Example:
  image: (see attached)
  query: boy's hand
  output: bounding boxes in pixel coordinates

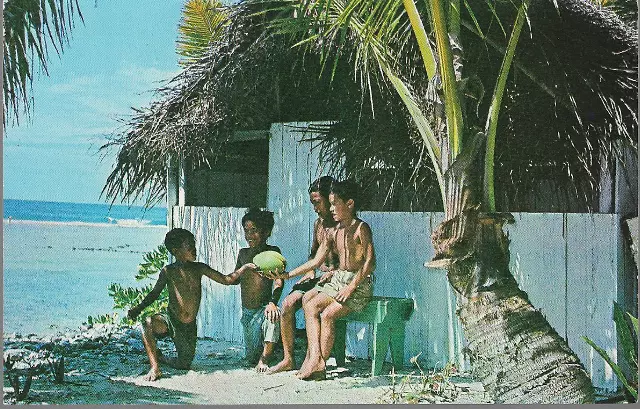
[264,303,281,323]
[335,284,355,303]
[241,263,259,274]
[317,271,334,285]
[319,264,333,273]
[296,271,316,284]
[261,269,288,280]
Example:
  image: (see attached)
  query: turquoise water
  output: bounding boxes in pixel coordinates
[3,201,168,335]
[3,198,167,225]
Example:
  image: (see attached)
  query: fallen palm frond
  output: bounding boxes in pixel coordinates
[378,359,468,404]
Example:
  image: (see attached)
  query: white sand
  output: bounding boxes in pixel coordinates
[4,336,490,405]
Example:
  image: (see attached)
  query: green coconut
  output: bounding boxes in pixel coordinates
[253,250,286,279]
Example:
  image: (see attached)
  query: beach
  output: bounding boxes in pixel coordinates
[2,214,488,404]
[3,323,490,405]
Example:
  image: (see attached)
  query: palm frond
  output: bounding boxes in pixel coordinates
[3,0,83,126]
[103,0,636,214]
[177,0,230,66]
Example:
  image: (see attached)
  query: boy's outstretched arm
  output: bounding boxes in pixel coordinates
[281,238,331,279]
[128,269,168,320]
[198,262,256,285]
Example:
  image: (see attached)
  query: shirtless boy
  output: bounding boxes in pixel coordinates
[267,176,339,374]
[270,179,376,380]
[229,208,285,372]
[127,228,255,381]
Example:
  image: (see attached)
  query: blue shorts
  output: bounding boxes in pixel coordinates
[240,306,280,363]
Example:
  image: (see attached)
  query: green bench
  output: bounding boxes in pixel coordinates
[333,296,414,376]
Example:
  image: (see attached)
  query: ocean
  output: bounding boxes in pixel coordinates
[3,199,169,335]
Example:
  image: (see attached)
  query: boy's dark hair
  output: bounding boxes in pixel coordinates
[242,208,275,235]
[308,176,335,199]
[330,179,361,210]
[164,228,195,253]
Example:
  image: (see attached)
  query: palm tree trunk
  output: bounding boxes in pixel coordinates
[429,136,595,403]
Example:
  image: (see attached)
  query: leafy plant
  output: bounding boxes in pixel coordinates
[135,245,170,280]
[582,302,638,402]
[87,245,169,326]
[86,313,118,326]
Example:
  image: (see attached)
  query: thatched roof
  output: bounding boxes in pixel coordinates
[101,2,398,205]
[102,0,637,211]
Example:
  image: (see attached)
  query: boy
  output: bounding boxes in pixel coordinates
[270,179,376,380]
[267,176,339,374]
[127,228,255,381]
[229,208,285,372]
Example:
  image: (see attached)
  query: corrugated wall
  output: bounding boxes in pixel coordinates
[506,213,625,390]
[172,206,625,390]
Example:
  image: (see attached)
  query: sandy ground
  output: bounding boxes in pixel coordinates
[3,326,491,405]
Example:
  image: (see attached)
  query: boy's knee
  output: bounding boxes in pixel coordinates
[320,310,337,323]
[144,316,166,336]
[142,316,155,332]
[304,300,323,315]
[302,292,315,304]
[281,298,299,315]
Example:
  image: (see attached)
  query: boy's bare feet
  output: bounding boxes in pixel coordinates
[302,370,326,381]
[266,358,295,374]
[255,359,270,373]
[143,368,162,381]
[296,359,326,380]
[296,355,312,376]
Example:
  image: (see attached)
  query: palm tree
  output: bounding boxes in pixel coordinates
[265,0,636,403]
[2,0,83,125]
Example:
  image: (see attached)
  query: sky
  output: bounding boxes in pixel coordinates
[3,1,184,205]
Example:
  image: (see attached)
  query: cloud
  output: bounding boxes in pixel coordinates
[48,76,98,94]
[118,64,182,91]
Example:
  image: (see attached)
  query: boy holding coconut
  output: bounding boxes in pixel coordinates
[230,208,285,372]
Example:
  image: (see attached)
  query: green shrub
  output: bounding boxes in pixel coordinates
[582,302,638,402]
[86,245,169,326]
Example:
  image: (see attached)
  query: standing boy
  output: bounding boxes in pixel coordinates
[271,179,376,380]
[127,228,255,381]
[230,208,285,372]
[267,176,338,374]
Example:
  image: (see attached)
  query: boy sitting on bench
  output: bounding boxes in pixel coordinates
[268,179,376,380]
